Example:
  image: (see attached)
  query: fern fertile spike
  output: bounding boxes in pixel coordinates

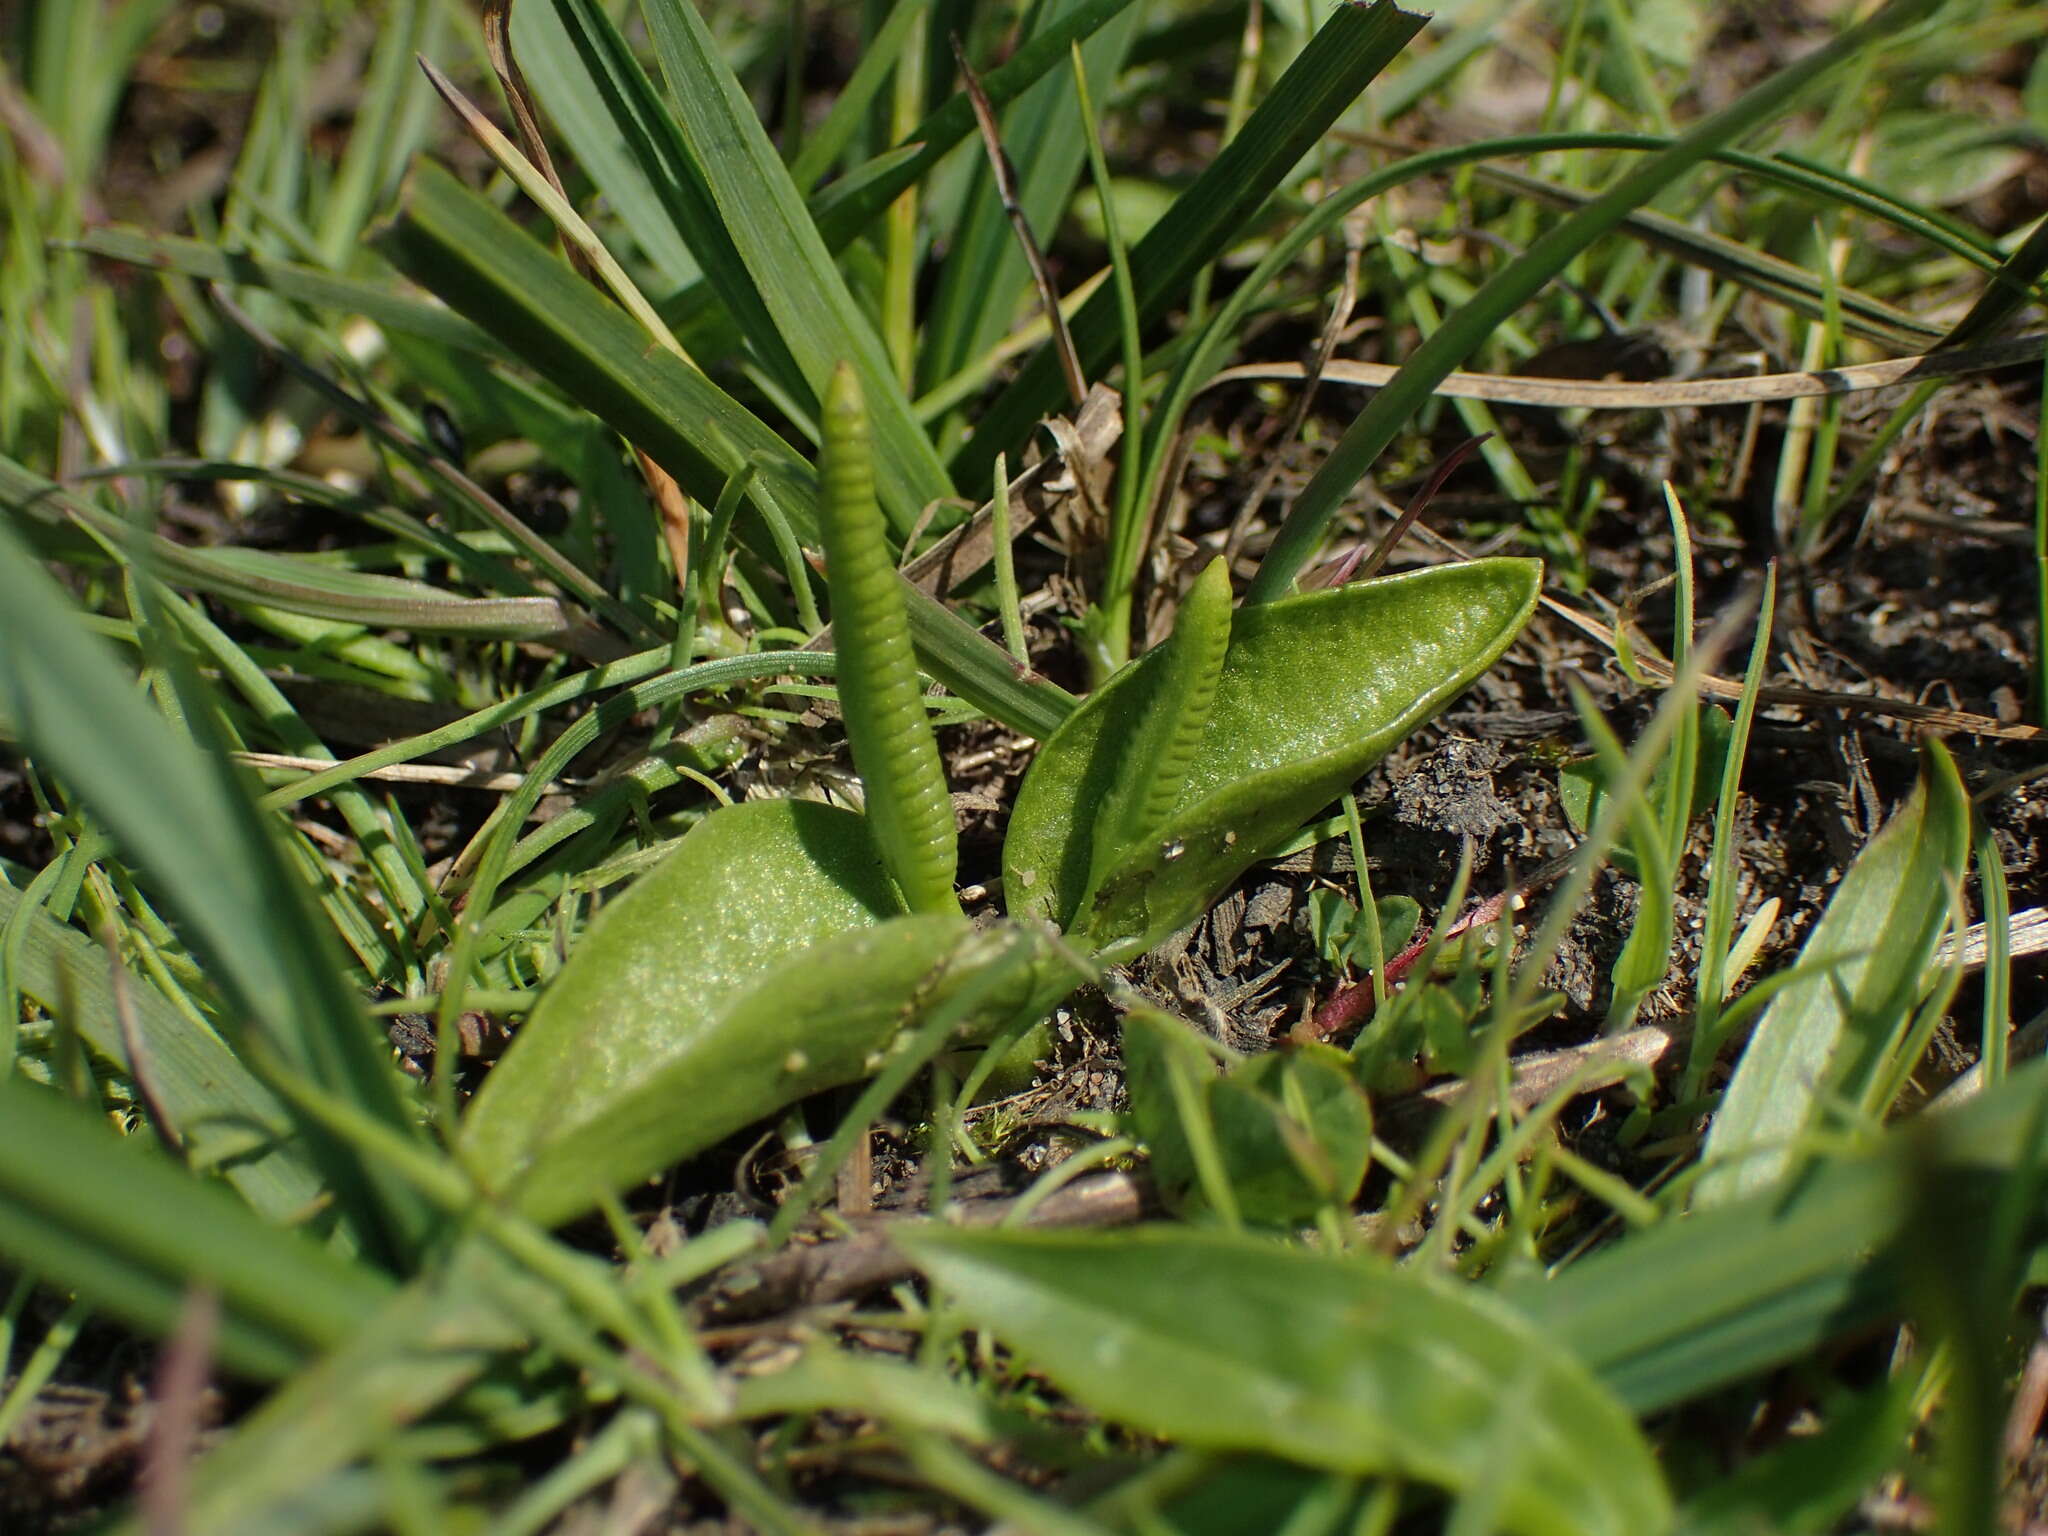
[819,364,960,914]
[1084,556,1234,909]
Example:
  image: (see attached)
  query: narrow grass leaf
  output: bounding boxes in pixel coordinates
[68,226,507,358]
[806,0,1138,253]
[637,0,949,530]
[898,576,1078,739]
[786,0,933,193]
[527,0,806,409]
[1697,742,1969,1206]
[313,0,434,267]
[918,0,1144,397]
[1940,211,2048,350]
[375,159,821,543]
[5,457,571,637]
[110,1244,554,1536]
[1473,158,1948,349]
[1508,1057,2048,1414]
[506,0,700,288]
[731,1346,993,1442]
[0,1075,389,1380]
[899,1225,1672,1536]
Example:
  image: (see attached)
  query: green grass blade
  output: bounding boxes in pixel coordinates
[507,0,700,289]
[952,0,1426,491]
[786,0,934,194]
[66,226,509,358]
[3,458,574,638]
[314,0,436,267]
[1508,1056,2048,1415]
[0,1074,389,1380]
[1245,0,1944,603]
[637,0,950,532]
[1934,206,2048,350]
[899,576,1077,739]
[111,1245,554,1536]
[918,0,1144,399]
[0,516,428,1266]
[0,884,322,1223]
[1470,158,1946,349]
[1072,39,1152,671]
[806,0,1141,252]
[1684,565,1779,1101]
[376,159,822,543]
[1696,743,1970,1206]
[1813,214,2048,530]
[526,0,808,409]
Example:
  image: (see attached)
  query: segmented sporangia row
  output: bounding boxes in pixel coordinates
[818,363,961,915]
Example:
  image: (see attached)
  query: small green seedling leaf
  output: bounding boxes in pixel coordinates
[897,1225,1673,1536]
[1207,1046,1373,1227]
[1125,1009,1371,1227]
[1122,1005,1232,1218]
[1004,558,1541,962]
[819,363,959,915]
[1307,890,1421,971]
[1696,742,1969,1207]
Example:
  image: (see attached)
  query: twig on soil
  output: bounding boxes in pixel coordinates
[694,1168,1148,1325]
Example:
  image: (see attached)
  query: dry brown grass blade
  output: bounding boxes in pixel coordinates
[1206,332,2048,410]
[481,0,587,279]
[140,1285,219,1536]
[1409,1026,1674,1114]
[234,753,570,795]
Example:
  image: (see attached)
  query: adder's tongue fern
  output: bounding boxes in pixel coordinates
[818,363,962,916]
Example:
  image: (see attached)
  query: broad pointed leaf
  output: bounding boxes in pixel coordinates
[1003,559,1540,962]
[898,1225,1672,1536]
[464,797,914,1219]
